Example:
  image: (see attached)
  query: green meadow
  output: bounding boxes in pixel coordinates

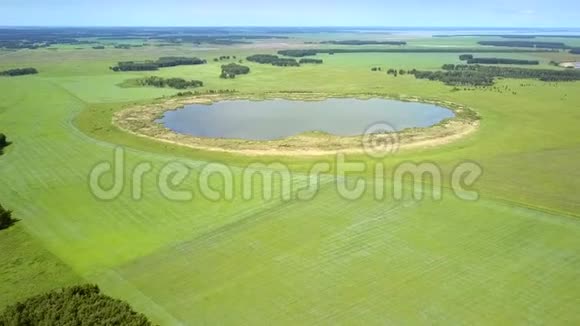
[1,32,579,324]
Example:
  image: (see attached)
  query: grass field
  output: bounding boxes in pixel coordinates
[1,31,579,324]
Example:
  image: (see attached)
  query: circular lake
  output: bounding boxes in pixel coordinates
[158,98,454,141]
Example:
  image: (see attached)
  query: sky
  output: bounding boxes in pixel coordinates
[1,0,579,27]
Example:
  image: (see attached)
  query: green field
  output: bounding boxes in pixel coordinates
[1,31,580,324]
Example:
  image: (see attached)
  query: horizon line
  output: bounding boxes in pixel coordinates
[1,25,580,29]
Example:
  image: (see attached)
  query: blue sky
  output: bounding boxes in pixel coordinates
[1,0,579,27]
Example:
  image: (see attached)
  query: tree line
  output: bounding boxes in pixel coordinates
[387,69,406,76]
[371,67,406,76]
[478,40,568,49]
[156,57,206,67]
[113,44,144,49]
[246,54,299,67]
[0,28,124,49]
[0,284,152,325]
[220,63,250,78]
[0,28,292,50]
[0,133,16,231]
[460,54,541,65]
[410,69,495,86]
[299,58,323,64]
[175,89,237,97]
[320,40,406,45]
[111,57,207,71]
[465,58,539,65]
[0,68,38,77]
[213,55,237,62]
[570,48,580,54]
[0,39,91,49]
[277,48,554,57]
[436,34,580,39]
[152,35,288,46]
[138,76,203,89]
[202,39,251,45]
[408,64,580,86]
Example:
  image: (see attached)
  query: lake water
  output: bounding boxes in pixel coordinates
[159,98,454,140]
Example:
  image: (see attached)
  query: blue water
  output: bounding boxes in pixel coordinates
[159,98,454,140]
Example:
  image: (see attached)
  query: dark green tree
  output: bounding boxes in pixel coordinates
[408,64,580,86]
[478,40,567,49]
[111,57,206,72]
[321,40,407,45]
[220,63,250,78]
[0,203,15,230]
[466,58,539,65]
[246,54,299,67]
[0,68,38,76]
[0,284,152,325]
[138,76,203,89]
[299,58,323,64]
